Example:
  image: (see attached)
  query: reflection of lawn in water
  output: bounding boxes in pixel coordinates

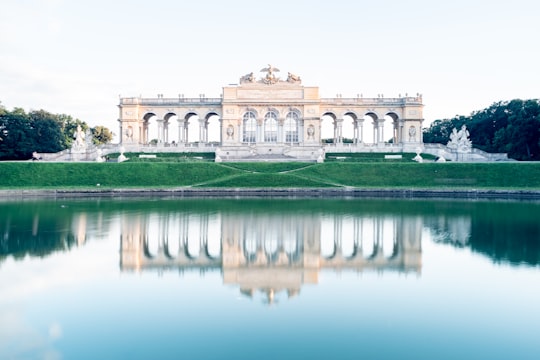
[0,160,540,189]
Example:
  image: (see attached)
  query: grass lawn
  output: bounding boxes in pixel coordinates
[1,157,539,190]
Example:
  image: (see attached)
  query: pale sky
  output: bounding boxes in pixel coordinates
[1,0,539,140]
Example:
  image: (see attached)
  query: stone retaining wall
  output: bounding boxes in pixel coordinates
[1,188,539,200]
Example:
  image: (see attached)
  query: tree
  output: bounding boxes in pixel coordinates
[91,125,113,145]
[423,99,540,160]
[0,103,114,160]
[0,110,34,160]
[29,110,65,153]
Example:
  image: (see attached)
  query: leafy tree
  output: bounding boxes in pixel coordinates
[0,103,114,160]
[0,110,34,159]
[91,125,113,145]
[423,99,540,160]
[29,110,65,153]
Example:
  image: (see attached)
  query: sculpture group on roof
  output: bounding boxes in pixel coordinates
[239,64,301,85]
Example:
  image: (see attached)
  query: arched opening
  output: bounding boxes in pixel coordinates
[143,113,158,145]
[164,113,179,145]
[385,113,400,143]
[264,110,278,143]
[383,112,400,143]
[242,111,257,144]
[321,113,336,143]
[342,113,357,144]
[206,114,221,144]
[284,111,300,144]
[185,113,200,144]
[363,112,379,144]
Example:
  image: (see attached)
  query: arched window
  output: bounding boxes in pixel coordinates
[264,111,278,143]
[242,111,257,143]
[284,112,299,143]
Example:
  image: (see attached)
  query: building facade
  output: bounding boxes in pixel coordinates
[118,66,424,161]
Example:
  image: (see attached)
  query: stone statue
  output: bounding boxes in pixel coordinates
[95,149,105,162]
[408,126,417,142]
[287,72,301,83]
[447,125,472,152]
[413,147,423,163]
[261,64,279,84]
[226,125,234,139]
[73,125,86,149]
[447,128,459,149]
[240,72,255,84]
[117,146,128,162]
[307,125,315,139]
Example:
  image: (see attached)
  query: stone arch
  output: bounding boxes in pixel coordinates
[363,111,380,144]
[183,112,200,143]
[342,111,360,144]
[163,112,178,144]
[204,111,221,144]
[320,112,337,143]
[384,112,400,144]
[142,112,158,145]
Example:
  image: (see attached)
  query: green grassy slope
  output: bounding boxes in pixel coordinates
[1,161,539,189]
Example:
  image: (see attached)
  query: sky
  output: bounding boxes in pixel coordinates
[1,0,539,140]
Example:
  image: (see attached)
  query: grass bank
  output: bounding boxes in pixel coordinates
[1,161,540,190]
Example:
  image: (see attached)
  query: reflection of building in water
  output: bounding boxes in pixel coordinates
[120,211,422,303]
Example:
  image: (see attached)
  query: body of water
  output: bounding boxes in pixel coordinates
[1,197,539,359]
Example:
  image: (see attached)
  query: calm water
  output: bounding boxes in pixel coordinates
[1,197,539,360]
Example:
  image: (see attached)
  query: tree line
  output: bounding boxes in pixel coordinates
[423,99,540,161]
[0,102,113,160]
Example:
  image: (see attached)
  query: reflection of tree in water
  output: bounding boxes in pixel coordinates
[470,216,540,266]
[426,202,540,267]
[0,230,77,261]
[0,204,78,262]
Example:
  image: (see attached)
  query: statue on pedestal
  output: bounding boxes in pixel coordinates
[261,64,280,84]
[447,125,472,152]
[72,125,86,152]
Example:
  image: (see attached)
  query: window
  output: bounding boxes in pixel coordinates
[284,112,299,143]
[242,111,257,143]
[264,111,278,143]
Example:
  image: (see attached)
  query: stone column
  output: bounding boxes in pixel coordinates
[156,119,164,143]
[372,119,378,145]
[397,120,404,144]
[256,118,263,143]
[164,122,169,143]
[277,118,284,143]
[336,119,343,144]
[199,119,205,143]
[378,119,385,144]
[178,120,185,144]
[118,121,123,144]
